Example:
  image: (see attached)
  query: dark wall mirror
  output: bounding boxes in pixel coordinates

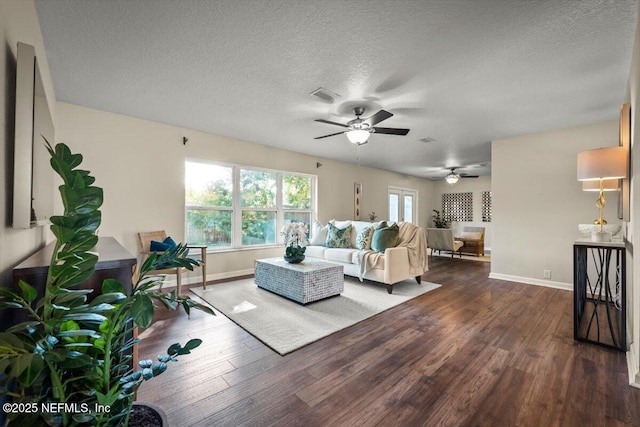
[13,42,54,229]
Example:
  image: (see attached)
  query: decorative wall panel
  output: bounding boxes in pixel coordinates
[482,191,492,222]
[442,192,473,222]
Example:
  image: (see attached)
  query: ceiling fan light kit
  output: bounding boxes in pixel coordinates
[445,172,460,184]
[346,129,370,144]
[314,107,409,144]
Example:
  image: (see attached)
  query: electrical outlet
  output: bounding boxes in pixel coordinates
[543,270,551,279]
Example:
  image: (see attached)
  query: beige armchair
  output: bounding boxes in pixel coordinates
[427,228,463,258]
[137,231,207,295]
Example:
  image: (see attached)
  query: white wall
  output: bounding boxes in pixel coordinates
[432,176,492,251]
[491,120,619,289]
[56,102,434,281]
[0,0,56,287]
[626,0,640,388]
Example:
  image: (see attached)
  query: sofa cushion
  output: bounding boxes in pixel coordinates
[356,226,374,250]
[309,220,328,245]
[325,223,352,248]
[305,245,326,259]
[371,223,399,253]
[324,248,359,264]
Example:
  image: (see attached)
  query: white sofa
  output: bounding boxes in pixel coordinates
[305,220,429,294]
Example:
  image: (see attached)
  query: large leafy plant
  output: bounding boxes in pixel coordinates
[0,141,213,426]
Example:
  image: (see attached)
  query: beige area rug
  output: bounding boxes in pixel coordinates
[429,249,491,263]
[191,277,440,355]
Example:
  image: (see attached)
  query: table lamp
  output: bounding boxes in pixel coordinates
[577,147,627,242]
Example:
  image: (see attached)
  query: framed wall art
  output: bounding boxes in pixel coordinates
[354,183,362,220]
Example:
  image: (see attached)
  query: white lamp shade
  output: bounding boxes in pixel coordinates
[346,129,370,144]
[582,179,619,191]
[577,146,628,181]
[445,173,459,184]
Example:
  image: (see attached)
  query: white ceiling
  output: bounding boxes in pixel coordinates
[35,0,638,179]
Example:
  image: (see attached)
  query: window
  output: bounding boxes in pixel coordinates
[185,159,315,250]
[388,187,417,224]
[185,161,233,248]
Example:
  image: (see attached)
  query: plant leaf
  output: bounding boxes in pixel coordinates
[18,280,38,303]
[132,294,154,328]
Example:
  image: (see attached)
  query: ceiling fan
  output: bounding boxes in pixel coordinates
[314,107,410,145]
[443,168,479,184]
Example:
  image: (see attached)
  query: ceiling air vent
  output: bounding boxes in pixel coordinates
[309,87,340,103]
[419,137,436,143]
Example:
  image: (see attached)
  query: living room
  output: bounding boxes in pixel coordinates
[2,0,640,425]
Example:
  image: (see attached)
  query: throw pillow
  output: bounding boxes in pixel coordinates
[371,223,400,253]
[309,220,328,245]
[324,223,353,248]
[150,236,177,252]
[356,226,374,250]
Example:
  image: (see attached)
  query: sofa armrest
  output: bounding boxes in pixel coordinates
[383,246,410,284]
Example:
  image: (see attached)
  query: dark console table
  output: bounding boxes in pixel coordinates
[5,237,136,328]
[573,239,626,351]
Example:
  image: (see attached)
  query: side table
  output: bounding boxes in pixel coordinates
[573,239,626,351]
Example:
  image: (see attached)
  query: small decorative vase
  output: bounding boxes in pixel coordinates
[284,254,305,264]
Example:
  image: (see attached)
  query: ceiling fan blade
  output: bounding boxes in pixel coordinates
[314,131,346,140]
[365,110,393,126]
[460,175,479,178]
[373,127,410,136]
[315,119,349,128]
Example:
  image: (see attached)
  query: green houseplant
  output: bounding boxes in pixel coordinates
[431,210,449,228]
[0,141,213,426]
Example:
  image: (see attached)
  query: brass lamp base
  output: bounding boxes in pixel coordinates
[593,218,608,225]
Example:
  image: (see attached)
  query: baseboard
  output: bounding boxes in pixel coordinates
[627,346,640,388]
[488,272,572,291]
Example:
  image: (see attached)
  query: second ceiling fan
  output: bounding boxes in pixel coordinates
[314,107,410,145]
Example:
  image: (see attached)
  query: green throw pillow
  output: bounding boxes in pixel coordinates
[325,223,352,248]
[371,223,399,253]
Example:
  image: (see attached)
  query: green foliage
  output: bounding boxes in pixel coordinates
[283,175,311,209]
[432,210,450,228]
[0,141,214,426]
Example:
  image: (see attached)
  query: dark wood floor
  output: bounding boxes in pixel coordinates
[137,257,640,426]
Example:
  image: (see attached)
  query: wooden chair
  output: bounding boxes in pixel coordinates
[456,226,486,256]
[137,231,207,295]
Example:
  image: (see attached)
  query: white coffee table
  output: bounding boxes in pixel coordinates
[254,257,344,304]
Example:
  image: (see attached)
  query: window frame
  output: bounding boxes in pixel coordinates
[185,158,317,252]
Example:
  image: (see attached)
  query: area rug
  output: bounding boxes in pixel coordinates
[191,277,440,355]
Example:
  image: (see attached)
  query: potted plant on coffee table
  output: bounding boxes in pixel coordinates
[0,141,214,426]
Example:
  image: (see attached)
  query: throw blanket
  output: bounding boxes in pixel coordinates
[357,222,428,281]
[397,222,429,276]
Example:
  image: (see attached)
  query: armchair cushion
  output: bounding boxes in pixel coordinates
[150,236,177,252]
[459,231,482,240]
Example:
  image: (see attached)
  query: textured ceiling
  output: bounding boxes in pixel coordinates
[35,0,638,179]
